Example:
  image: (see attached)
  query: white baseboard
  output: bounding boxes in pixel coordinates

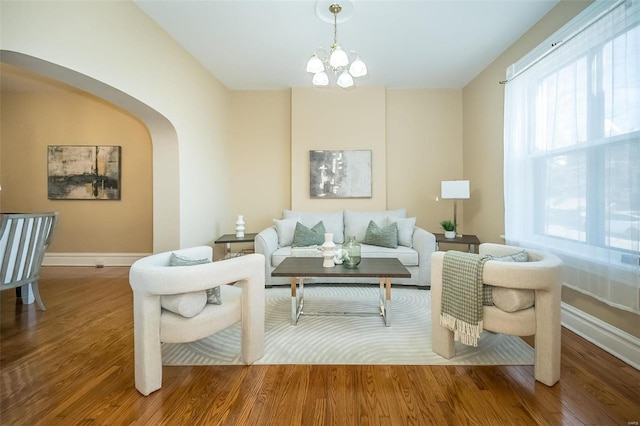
[561,302,640,370]
[43,252,150,267]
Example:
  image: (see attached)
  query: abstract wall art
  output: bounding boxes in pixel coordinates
[47,145,121,200]
[309,150,372,198]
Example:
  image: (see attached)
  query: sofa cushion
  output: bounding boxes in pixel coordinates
[344,209,406,242]
[387,216,416,247]
[363,221,398,248]
[291,246,322,257]
[360,244,419,266]
[273,217,300,247]
[283,210,344,244]
[271,246,296,267]
[292,221,326,247]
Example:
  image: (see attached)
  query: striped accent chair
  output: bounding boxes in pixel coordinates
[0,212,58,310]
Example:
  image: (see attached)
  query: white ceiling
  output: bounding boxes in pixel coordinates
[134,0,560,90]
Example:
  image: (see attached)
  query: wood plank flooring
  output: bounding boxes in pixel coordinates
[1,266,638,425]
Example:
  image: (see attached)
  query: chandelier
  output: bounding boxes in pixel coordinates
[306,3,367,88]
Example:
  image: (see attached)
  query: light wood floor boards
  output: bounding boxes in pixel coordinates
[1,266,638,425]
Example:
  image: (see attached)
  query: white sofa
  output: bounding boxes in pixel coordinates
[255,209,436,288]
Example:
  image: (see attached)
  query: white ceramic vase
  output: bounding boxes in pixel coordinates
[235,215,245,238]
[322,233,336,267]
[444,230,456,239]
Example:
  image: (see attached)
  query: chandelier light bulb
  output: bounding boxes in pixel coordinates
[336,70,354,88]
[329,45,349,68]
[349,56,367,78]
[312,71,329,86]
[306,55,324,74]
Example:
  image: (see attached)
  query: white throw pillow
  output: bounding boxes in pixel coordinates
[273,217,300,247]
[160,291,207,317]
[387,216,416,247]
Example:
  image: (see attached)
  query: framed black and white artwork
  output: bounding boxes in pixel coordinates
[47,145,121,200]
[309,150,372,198]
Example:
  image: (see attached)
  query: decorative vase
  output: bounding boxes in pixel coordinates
[322,233,336,267]
[444,230,456,239]
[235,215,245,238]
[343,236,361,268]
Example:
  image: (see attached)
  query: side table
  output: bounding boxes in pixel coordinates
[214,233,257,259]
[434,233,481,253]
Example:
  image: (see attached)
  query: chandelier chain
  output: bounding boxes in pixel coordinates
[333,9,338,49]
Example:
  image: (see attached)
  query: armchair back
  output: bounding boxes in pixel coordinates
[0,212,58,310]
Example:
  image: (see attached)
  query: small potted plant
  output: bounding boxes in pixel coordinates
[440,220,456,239]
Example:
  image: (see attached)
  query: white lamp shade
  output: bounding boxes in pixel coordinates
[312,71,329,86]
[349,57,367,77]
[329,46,349,67]
[336,70,354,88]
[441,180,470,199]
[306,55,324,74]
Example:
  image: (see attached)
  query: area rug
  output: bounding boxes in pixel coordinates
[162,285,534,366]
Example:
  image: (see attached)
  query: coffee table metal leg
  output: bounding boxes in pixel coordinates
[378,277,391,326]
[291,276,304,325]
[385,277,391,326]
[291,277,297,324]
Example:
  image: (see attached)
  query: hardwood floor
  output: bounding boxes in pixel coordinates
[1,266,638,425]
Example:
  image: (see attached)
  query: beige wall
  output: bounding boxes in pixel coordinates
[386,89,463,232]
[0,84,464,256]
[228,90,292,234]
[226,88,464,239]
[1,0,233,251]
[463,0,639,338]
[0,87,153,253]
[291,87,387,212]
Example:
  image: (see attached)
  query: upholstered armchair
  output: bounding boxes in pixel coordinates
[129,246,265,395]
[1,212,58,310]
[431,243,564,386]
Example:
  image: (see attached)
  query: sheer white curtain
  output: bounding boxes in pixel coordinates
[504,0,640,313]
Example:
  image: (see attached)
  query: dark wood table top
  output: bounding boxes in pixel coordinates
[271,257,411,278]
[214,233,257,244]
[433,233,480,245]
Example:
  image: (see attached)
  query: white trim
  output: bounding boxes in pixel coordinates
[43,253,150,267]
[561,302,640,370]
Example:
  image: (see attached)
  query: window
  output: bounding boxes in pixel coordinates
[504,0,640,313]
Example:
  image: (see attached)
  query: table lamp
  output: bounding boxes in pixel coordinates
[441,180,470,236]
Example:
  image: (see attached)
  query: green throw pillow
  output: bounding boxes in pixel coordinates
[292,221,326,247]
[490,250,528,262]
[169,253,221,305]
[363,221,398,248]
[169,252,209,266]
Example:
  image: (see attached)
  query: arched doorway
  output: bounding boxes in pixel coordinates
[1,50,179,252]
